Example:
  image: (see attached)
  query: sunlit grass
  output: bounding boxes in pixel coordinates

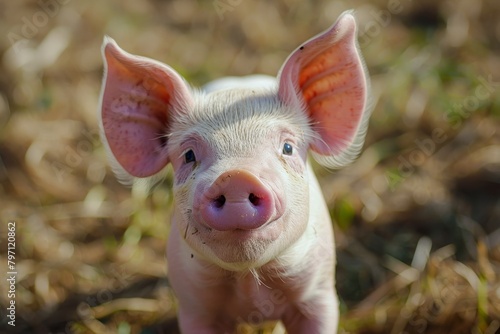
[0,0,499,333]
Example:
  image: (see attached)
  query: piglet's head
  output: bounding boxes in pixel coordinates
[99,12,370,270]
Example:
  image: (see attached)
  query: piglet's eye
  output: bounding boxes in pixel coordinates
[184,149,196,163]
[282,142,293,156]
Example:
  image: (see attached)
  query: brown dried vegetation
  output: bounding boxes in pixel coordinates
[0,0,499,333]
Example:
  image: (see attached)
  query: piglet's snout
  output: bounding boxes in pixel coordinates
[200,170,274,231]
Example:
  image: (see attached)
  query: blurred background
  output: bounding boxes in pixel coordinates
[0,0,499,333]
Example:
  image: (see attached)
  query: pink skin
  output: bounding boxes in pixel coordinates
[99,11,371,334]
[197,169,277,231]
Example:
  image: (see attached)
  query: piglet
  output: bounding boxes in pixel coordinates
[99,11,371,334]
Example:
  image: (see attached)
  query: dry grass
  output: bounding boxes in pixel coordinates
[0,0,499,333]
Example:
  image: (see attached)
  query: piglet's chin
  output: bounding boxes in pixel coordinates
[191,214,287,268]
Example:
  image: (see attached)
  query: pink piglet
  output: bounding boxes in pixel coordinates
[99,10,371,334]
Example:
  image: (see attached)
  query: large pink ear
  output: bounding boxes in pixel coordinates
[278,11,371,168]
[99,37,193,178]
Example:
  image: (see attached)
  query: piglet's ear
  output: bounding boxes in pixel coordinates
[99,37,193,178]
[278,11,371,168]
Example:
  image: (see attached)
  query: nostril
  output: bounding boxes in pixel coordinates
[213,195,226,208]
[248,193,260,206]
